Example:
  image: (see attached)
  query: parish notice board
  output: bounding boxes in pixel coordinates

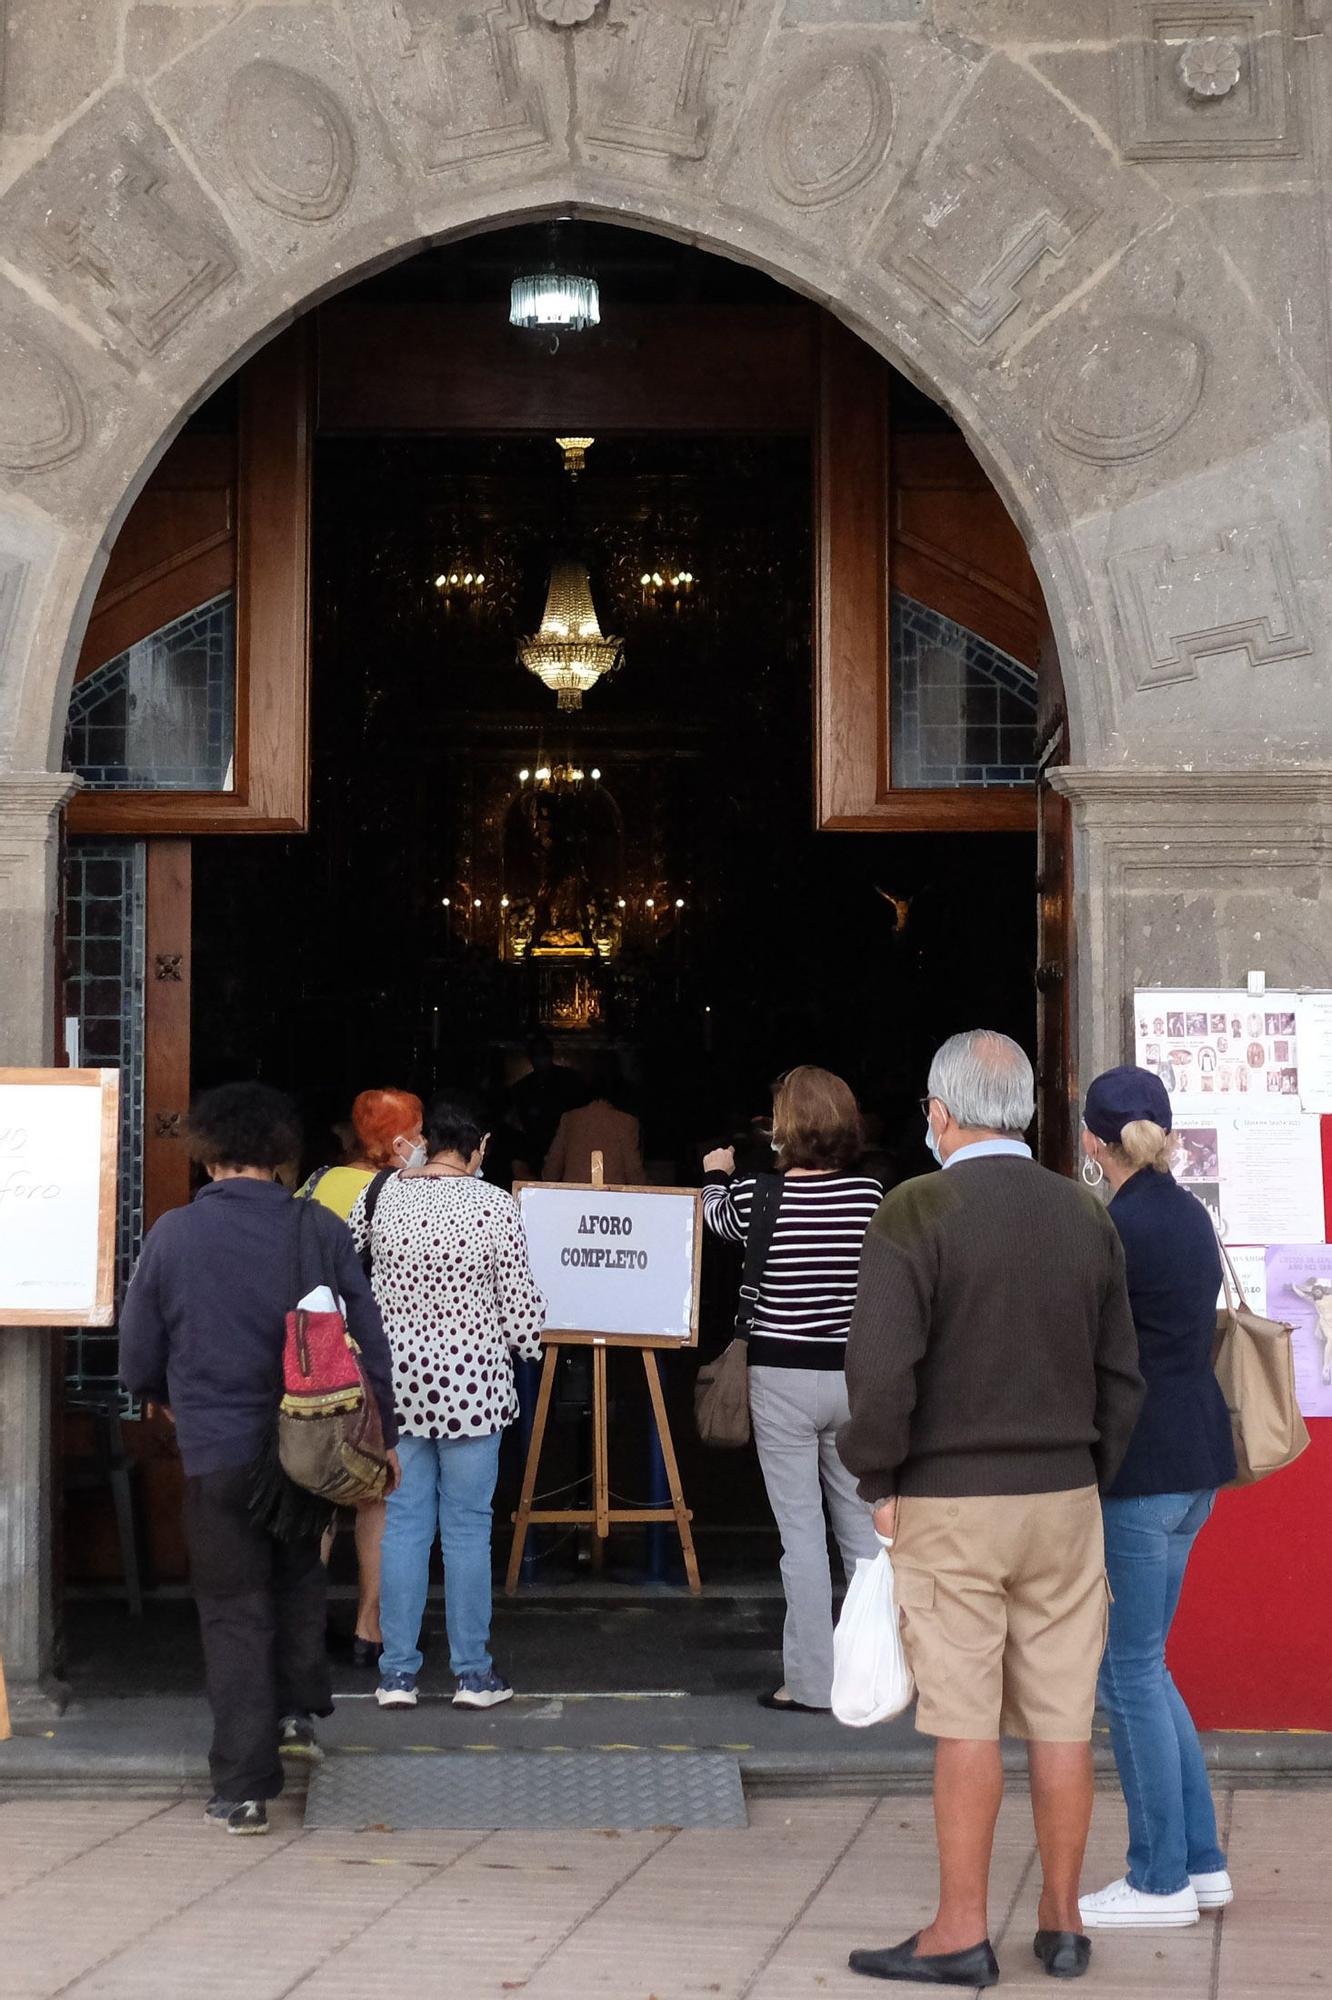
[1135,992,1332,1416]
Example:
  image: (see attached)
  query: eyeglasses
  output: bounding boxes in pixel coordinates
[919,1095,933,1117]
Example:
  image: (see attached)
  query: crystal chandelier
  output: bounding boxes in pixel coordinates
[518,562,623,711]
[510,270,600,332]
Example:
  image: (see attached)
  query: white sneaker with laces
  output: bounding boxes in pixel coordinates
[1079,1878,1200,1928]
[1190,1870,1234,1910]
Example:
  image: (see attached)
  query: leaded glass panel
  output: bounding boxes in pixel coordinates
[62,838,145,1397]
[65,593,236,791]
[891,590,1037,788]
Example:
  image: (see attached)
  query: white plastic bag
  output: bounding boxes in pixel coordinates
[831,1536,915,1728]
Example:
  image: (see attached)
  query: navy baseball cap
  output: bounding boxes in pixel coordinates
[1084,1065,1173,1144]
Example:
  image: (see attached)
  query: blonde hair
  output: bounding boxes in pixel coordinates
[1112,1119,1173,1174]
[772,1065,863,1173]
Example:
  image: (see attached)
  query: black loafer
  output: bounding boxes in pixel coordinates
[1034,1931,1092,1979]
[849,1935,999,1986]
[758,1688,829,1713]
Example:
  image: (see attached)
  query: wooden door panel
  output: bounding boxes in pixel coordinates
[143,841,192,1226]
[67,326,312,836]
[1036,699,1075,1175]
[814,321,1035,832]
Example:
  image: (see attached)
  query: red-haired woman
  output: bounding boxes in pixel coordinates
[300,1087,424,1665]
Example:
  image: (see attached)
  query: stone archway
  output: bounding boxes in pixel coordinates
[2,0,1330,1703]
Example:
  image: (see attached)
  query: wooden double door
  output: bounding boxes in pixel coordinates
[67,301,1073,1241]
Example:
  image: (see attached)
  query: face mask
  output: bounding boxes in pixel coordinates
[924,1116,944,1167]
[399,1140,427,1171]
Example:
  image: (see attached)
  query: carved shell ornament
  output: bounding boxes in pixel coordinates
[535,0,603,23]
[1178,35,1244,100]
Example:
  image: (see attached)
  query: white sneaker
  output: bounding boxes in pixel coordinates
[1079,1878,1200,1928]
[1190,1870,1234,1910]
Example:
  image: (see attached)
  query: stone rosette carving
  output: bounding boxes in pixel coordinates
[1178,35,1243,99]
[535,0,602,23]
[1117,2,1297,159]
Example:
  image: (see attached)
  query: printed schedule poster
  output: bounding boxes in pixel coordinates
[1295,993,1332,1113]
[1218,1245,1268,1314]
[518,1185,699,1342]
[1135,990,1301,1116]
[1173,1113,1325,1243]
[1265,1243,1332,1418]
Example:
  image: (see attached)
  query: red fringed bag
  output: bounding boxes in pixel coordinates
[253,1199,390,1535]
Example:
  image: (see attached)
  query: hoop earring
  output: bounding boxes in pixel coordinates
[1081,1154,1105,1189]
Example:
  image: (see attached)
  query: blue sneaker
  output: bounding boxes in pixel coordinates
[452,1670,513,1710]
[375,1673,419,1709]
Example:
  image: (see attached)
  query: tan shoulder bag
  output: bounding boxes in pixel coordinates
[1214,1242,1310,1487]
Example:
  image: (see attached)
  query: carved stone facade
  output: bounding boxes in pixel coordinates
[0,0,1328,1700]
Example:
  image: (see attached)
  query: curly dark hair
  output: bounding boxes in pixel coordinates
[187,1081,302,1172]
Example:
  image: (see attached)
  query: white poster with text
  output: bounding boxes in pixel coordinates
[518,1185,700,1342]
[0,1081,106,1319]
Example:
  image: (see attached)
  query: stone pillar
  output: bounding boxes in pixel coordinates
[0,772,80,1713]
[1052,767,1332,1085]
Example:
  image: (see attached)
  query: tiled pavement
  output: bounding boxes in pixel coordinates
[1,1785,1327,2000]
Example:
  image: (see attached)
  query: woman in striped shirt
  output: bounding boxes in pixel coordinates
[702,1067,886,1712]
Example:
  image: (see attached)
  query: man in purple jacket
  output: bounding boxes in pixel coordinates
[120,1081,399,1835]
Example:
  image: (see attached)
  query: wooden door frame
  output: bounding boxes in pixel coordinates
[67,325,313,836]
[814,318,1036,833]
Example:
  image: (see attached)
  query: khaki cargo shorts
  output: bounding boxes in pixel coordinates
[892,1485,1108,1742]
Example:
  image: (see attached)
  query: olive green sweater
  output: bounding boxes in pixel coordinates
[837,1157,1144,1501]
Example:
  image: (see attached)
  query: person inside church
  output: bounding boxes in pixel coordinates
[543,1053,646,1185]
[511,1034,587,1167]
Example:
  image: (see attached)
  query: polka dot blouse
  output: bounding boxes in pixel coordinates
[348,1173,545,1442]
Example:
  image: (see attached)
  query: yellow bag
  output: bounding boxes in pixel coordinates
[1214,1244,1311,1487]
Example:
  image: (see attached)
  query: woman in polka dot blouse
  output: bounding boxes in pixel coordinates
[350,1092,545,1711]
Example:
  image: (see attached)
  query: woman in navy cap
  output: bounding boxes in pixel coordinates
[1075,1066,1237,1934]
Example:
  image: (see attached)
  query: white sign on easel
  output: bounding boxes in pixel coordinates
[516,1182,701,1344]
[0,1069,119,1326]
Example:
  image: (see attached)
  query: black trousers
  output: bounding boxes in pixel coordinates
[182,1460,332,1802]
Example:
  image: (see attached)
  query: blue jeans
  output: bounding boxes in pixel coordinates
[1098,1490,1227,1895]
[379,1431,503,1682]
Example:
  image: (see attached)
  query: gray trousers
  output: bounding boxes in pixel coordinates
[748,1364,881,1708]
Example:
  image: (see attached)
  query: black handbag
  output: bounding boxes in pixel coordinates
[695,1172,784,1448]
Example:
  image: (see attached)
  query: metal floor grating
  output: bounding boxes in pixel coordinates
[304,1749,748,1831]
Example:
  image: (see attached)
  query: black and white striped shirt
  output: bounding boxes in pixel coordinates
[701,1170,884,1370]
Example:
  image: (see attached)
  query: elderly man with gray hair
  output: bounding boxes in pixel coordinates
[839,1030,1143,1989]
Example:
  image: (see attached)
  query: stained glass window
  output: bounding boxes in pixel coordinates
[891,590,1037,788]
[62,839,146,1397]
[65,593,236,791]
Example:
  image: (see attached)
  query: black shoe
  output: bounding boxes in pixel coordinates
[278,1713,323,1761]
[204,1797,269,1836]
[849,1935,999,1986]
[351,1636,380,1670]
[758,1687,829,1714]
[1034,1932,1091,1979]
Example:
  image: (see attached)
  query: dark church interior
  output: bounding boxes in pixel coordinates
[62,224,1045,1616]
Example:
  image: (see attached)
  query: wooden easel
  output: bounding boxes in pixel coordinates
[506,1153,702,1594]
